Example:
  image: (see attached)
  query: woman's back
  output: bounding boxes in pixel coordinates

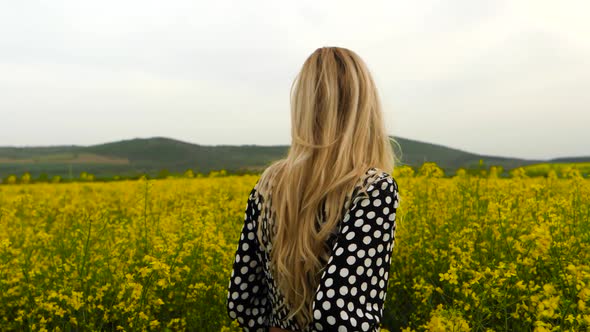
[227,166,400,331]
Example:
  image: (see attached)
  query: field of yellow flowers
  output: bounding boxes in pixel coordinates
[0,164,588,331]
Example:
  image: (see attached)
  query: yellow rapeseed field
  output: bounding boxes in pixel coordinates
[0,163,588,331]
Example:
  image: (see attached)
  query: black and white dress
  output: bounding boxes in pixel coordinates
[227,167,400,332]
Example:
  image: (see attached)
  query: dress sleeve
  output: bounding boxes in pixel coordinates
[309,176,399,332]
[226,183,270,332]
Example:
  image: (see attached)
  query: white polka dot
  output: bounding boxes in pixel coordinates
[314,309,322,320]
[343,213,350,222]
[346,256,356,265]
[340,310,349,320]
[339,285,348,296]
[327,316,336,325]
[356,265,364,275]
[327,289,335,298]
[371,276,378,285]
[340,268,349,277]
[356,308,363,317]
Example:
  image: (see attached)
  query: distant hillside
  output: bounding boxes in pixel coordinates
[0,136,588,179]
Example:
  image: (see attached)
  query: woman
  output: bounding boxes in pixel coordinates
[226,46,400,332]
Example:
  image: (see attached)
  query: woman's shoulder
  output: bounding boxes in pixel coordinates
[368,167,395,181]
[358,167,397,193]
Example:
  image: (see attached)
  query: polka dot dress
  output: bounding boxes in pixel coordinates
[227,167,400,332]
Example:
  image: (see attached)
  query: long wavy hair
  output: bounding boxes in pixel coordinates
[254,46,398,328]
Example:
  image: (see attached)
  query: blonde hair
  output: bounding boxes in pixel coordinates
[255,46,398,329]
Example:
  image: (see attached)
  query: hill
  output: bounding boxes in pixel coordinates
[0,136,587,179]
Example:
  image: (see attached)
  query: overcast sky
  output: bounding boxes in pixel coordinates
[1,0,588,160]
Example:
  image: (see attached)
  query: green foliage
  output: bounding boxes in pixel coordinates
[37,173,49,182]
[157,169,170,179]
[79,171,95,181]
[523,162,590,178]
[5,174,17,184]
[21,172,31,184]
[208,169,228,177]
